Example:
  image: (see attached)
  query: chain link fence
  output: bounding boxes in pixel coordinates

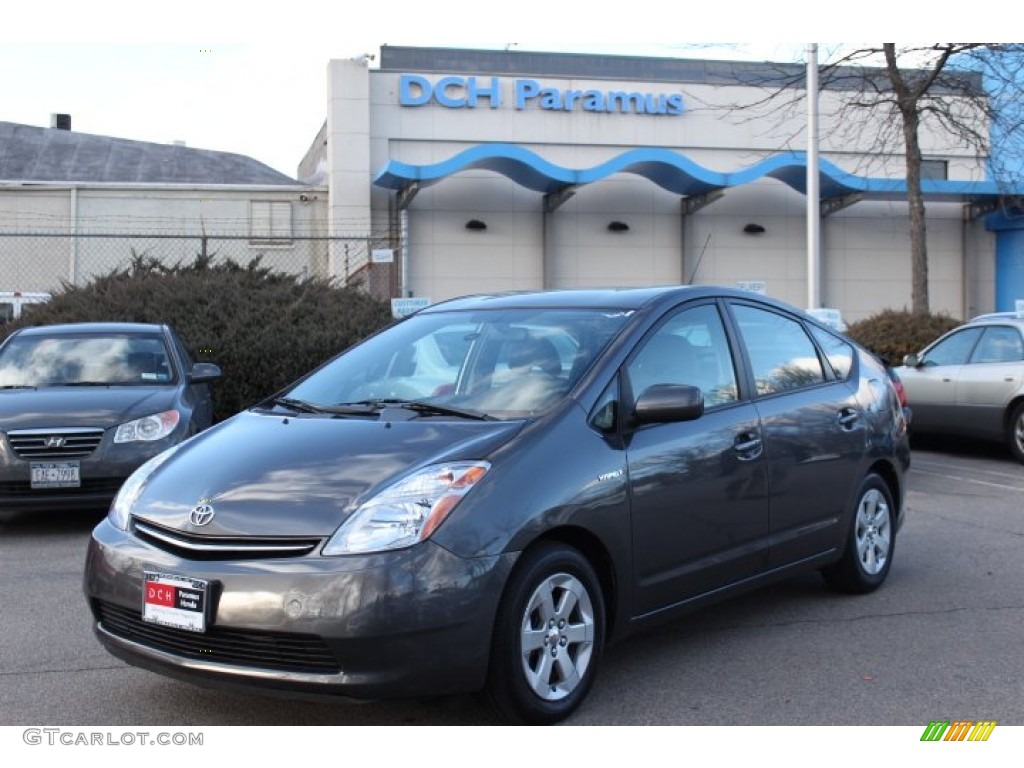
[0,231,404,305]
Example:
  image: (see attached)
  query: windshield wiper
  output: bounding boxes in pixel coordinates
[345,399,496,421]
[269,396,322,413]
[270,396,377,416]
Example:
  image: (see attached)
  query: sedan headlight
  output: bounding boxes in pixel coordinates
[114,410,181,443]
[107,443,184,530]
[323,461,490,555]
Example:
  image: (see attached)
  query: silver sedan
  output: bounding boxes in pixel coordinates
[897,314,1024,462]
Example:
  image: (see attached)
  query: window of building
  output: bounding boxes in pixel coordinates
[249,201,293,245]
[920,159,948,181]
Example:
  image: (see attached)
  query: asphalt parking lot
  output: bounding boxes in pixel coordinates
[1,440,1022,726]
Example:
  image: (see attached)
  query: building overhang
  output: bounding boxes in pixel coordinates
[373,143,1014,207]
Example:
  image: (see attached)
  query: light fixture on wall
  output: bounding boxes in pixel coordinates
[607,220,630,233]
[743,223,767,235]
[465,219,487,231]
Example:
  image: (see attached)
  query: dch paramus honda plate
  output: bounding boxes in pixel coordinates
[84,286,910,724]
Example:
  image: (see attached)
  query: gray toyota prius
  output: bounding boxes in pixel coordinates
[84,287,910,724]
[0,322,221,516]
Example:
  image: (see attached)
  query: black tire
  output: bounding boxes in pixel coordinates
[821,473,896,594]
[483,542,605,725]
[1008,402,1024,464]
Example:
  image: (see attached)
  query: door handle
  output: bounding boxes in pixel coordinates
[734,430,763,460]
[837,407,860,430]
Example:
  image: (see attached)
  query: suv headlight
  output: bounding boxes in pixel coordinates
[323,461,490,555]
[114,410,181,443]
[107,444,183,530]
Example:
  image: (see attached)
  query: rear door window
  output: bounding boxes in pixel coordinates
[731,304,825,395]
[969,326,1024,363]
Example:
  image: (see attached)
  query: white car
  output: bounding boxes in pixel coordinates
[897,316,1024,462]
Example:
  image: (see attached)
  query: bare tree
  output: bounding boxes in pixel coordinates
[707,44,1024,315]
[829,45,995,315]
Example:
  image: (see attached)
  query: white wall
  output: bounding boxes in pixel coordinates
[323,57,995,318]
[0,185,329,291]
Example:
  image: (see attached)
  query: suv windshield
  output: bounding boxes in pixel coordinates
[0,334,175,387]
[284,307,633,419]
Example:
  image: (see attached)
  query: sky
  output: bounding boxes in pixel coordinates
[0,41,807,178]
[3,1,974,179]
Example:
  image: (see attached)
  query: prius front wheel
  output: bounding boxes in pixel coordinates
[483,543,604,724]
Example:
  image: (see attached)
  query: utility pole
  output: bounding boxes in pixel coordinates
[807,43,821,309]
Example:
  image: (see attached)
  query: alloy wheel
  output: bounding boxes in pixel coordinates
[519,572,596,701]
[855,488,891,575]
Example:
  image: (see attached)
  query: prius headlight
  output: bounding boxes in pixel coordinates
[323,461,491,555]
[107,444,184,530]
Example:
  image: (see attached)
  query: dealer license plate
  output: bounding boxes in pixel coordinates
[30,461,80,489]
[142,572,208,633]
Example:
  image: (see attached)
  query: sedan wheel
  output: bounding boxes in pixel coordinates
[484,543,604,724]
[1009,402,1024,464]
[822,474,896,594]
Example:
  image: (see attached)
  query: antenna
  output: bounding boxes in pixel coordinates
[686,233,712,285]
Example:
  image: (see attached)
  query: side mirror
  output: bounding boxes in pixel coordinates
[633,384,703,425]
[189,362,222,384]
[903,353,920,368]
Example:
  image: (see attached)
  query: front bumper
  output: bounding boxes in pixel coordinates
[84,518,516,700]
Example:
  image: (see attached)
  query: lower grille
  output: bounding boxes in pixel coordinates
[0,477,124,497]
[95,600,341,674]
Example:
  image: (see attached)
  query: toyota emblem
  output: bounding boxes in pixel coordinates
[189,503,216,527]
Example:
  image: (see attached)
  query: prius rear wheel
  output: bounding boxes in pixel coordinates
[822,473,895,594]
[483,542,604,724]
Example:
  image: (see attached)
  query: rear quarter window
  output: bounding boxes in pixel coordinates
[810,325,855,380]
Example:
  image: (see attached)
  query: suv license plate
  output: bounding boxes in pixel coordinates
[30,461,80,489]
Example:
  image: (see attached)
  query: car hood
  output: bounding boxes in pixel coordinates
[0,386,178,430]
[132,410,525,538]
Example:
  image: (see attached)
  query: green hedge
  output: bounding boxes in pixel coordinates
[845,309,962,366]
[3,256,394,422]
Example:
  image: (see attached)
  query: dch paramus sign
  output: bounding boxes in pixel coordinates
[399,74,684,116]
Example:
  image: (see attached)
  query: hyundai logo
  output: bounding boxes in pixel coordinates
[44,436,66,449]
[189,503,216,527]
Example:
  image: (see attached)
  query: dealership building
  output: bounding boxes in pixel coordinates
[301,46,1024,321]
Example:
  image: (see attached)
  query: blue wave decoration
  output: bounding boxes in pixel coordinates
[373,143,1002,201]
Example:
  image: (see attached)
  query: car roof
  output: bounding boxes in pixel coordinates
[967,313,1024,328]
[966,309,1024,321]
[420,285,810,316]
[14,322,169,336]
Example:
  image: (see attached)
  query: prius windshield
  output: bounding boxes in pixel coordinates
[283,308,632,419]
